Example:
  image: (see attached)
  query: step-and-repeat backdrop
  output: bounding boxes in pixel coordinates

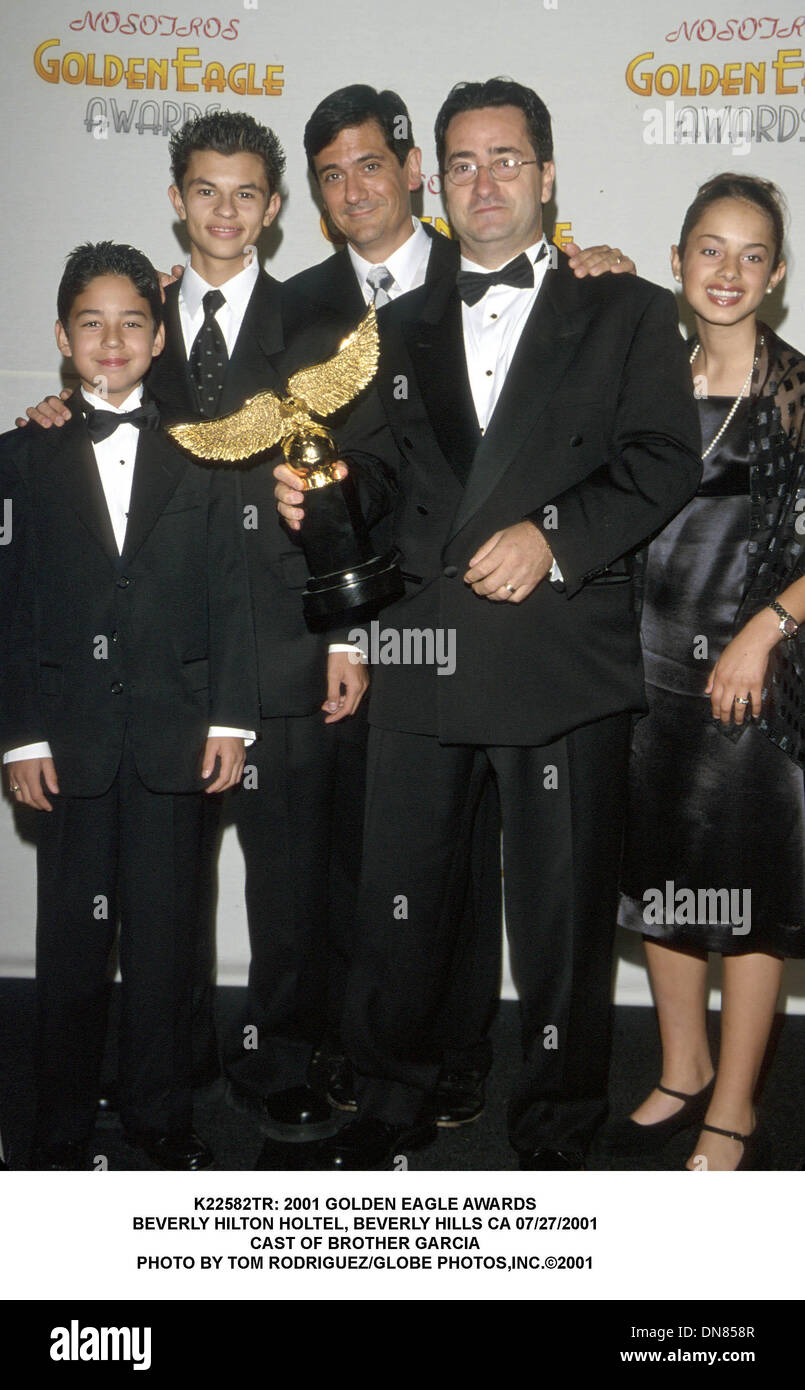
[2,0,805,1006]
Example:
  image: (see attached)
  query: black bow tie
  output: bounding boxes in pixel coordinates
[85,400,161,443]
[456,246,546,306]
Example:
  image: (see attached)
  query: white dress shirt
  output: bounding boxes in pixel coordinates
[459,238,562,583]
[5,383,253,765]
[348,217,432,303]
[332,221,431,658]
[177,254,260,358]
[460,238,551,432]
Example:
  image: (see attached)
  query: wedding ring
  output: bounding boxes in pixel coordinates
[734,696,750,705]
[10,784,20,792]
[505,584,516,594]
[615,254,623,264]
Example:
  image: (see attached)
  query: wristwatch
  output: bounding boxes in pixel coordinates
[768,600,800,639]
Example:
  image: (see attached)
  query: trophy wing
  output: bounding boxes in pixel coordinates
[288,305,379,418]
[167,390,285,462]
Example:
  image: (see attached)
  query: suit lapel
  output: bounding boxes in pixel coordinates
[318,248,367,321]
[50,397,119,565]
[152,272,286,421]
[147,283,197,422]
[422,222,460,288]
[122,425,188,563]
[400,282,481,485]
[448,256,593,539]
[221,270,285,412]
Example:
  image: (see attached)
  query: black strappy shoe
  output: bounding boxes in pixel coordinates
[596,1077,715,1156]
[688,1120,767,1171]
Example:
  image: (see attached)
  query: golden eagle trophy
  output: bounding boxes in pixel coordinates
[168,306,403,630]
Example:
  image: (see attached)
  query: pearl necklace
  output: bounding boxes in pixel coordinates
[690,336,763,459]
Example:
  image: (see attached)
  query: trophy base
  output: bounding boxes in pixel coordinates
[302,550,404,631]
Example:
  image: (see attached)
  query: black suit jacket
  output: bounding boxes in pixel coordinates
[149,270,287,426]
[340,254,702,745]
[279,223,460,575]
[146,240,457,715]
[280,220,459,365]
[0,391,259,796]
[149,271,338,716]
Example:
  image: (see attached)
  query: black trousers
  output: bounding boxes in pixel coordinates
[217,704,501,1097]
[342,714,631,1154]
[222,709,366,1094]
[34,741,204,1148]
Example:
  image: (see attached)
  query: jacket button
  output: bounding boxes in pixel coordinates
[110,681,123,694]
[116,576,131,588]
[443,564,458,579]
[417,504,428,515]
[570,434,583,447]
[111,631,119,643]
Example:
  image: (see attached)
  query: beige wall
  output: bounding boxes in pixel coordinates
[3,0,805,1006]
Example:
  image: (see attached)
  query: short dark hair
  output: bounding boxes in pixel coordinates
[57,241,163,329]
[304,84,415,169]
[169,110,286,194]
[678,173,786,269]
[435,77,553,171]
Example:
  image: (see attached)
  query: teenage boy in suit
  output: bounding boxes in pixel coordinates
[157,113,367,1141]
[156,113,372,1139]
[0,241,258,1169]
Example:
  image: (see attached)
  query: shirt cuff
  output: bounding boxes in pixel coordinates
[3,742,52,763]
[207,727,256,748]
[328,643,368,663]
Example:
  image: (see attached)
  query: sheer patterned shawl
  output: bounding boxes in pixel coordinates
[730,324,805,765]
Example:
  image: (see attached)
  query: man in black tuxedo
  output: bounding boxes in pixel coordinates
[0,242,258,1169]
[281,85,503,1126]
[277,78,702,1170]
[280,83,637,1126]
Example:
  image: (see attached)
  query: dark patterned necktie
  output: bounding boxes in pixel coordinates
[189,288,228,417]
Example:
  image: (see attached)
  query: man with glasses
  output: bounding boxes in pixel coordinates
[280,84,635,1128]
[276,77,701,1171]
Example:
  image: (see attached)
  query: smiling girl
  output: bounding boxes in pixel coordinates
[610,174,805,1171]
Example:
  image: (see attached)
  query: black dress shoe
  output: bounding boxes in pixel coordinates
[518,1149,585,1170]
[596,1077,715,1157]
[226,1082,336,1142]
[309,1117,438,1171]
[124,1129,213,1170]
[31,1141,93,1171]
[325,1054,357,1112]
[433,1069,485,1127]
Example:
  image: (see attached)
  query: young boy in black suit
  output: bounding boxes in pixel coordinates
[0,242,258,1169]
[13,116,364,1145]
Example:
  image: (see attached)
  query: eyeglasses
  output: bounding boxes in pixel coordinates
[444,157,539,186]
